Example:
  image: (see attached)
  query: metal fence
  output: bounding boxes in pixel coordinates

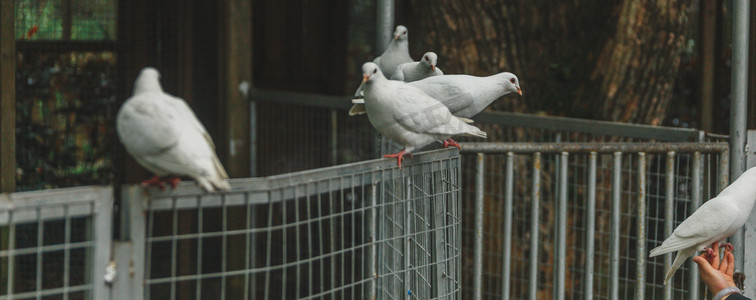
[460,142,729,300]
[0,186,112,300]
[111,148,462,300]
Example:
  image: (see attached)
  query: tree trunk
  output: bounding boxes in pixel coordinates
[408,0,692,125]
[408,0,693,299]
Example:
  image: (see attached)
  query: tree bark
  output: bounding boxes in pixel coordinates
[409,0,692,125]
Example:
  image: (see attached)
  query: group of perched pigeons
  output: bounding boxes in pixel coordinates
[350,25,522,167]
[113,25,756,291]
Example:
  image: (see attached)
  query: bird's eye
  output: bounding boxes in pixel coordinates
[424,56,430,61]
[509,78,516,84]
[373,69,377,74]
[402,31,407,35]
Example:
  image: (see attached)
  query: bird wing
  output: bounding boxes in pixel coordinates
[165,95,217,150]
[410,77,474,115]
[117,93,181,157]
[649,197,739,256]
[390,84,477,136]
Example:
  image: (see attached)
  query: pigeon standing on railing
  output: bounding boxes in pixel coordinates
[649,166,756,285]
[354,25,414,98]
[350,72,522,118]
[116,67,231,192]
[360,62,487,167]
[391,52,444,82]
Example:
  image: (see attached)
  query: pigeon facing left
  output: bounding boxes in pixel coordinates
[391,52,444,82]
[116,67,231,192]
[649,166,756,285]
[360,62,487,167]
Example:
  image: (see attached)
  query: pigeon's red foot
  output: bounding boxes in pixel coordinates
[166,176,181,189]
[141,176,166,191]
[704,247,715,260]
[723,242,734,252]
[384,149,412,168]
[442,138,461,150]
[141,176,182,191]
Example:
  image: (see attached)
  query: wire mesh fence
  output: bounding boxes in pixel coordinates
[128,148,462,300]
[0,186,112,300]
[459,143,729,300]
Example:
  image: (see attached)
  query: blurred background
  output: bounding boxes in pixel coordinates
[2,0,751,191]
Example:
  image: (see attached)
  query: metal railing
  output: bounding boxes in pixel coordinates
[460,142,729,300]
[0,186,112,300]
[113,148,462,300]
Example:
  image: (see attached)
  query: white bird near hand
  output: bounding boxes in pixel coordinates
[649,166,756,285]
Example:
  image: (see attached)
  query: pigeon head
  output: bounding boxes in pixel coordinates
[421,52,439,71]
[362,62,385,84]
[133,67,164,95]
[501,73,522,96]
[394,25,408,41]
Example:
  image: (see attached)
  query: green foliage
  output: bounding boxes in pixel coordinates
[15,52,117,190]
[15,0,116,40]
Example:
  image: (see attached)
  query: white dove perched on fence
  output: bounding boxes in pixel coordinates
[116,67,231,192]
[359,62,487,167]
[649,166,756,285]
[351,71,522,119]
[391,52,444,82]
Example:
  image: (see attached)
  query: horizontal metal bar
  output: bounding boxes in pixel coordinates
[146,148,460,200]
[249,88,352,110]
[472,110,706,141]
[459,142,728,154]
[0,283,93,299]
[0,240,94,256]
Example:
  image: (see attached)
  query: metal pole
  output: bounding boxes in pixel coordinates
[664,152,675,300]
[528,153,541,300]
[583,152,597,300]
[730,0,750,277]
[636,153,647,300]
[688,152,703,300]
[376,0,395,54]
[609,152,621,300]
[556,152,568,300]
[501,152,514,300]
[474,153,485,300]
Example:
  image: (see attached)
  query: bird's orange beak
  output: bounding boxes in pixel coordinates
[431,65,436,72]
[394,35,400,40]
[362,74,370,83]
[517,88,523,96]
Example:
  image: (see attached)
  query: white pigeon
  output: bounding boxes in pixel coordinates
[350,72,522,118]
[360,62,487,167]
[391,52,444,82]
[649,166,756,285]
[373,25,413,77]
[116,67,231,192]
[353,25,414,97]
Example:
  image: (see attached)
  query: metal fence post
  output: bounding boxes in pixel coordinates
[556,152,568,300]
[473,153,485,300]
[528,153,541,300]
[112,186,146,300]
[583,152,597,300]
[93,188,114,300]
[730,0,750,279]
[664,152,675,300]
[636,153,646,300]
[609,152,622,300]
[501,152,514,300]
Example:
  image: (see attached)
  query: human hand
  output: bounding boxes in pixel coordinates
[691,241,737,298]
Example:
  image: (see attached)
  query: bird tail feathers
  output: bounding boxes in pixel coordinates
[663,248,696,285]
[465,130,487,139]
[349,104,367,116]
